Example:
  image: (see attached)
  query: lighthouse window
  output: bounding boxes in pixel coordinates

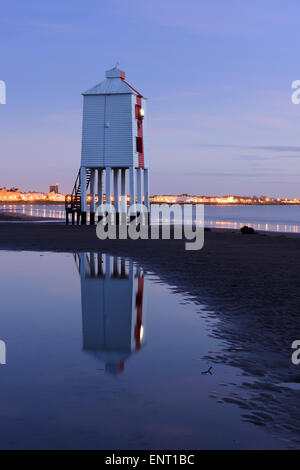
[136,137,143,153]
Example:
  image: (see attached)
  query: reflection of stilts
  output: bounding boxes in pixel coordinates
[74,253,147,374]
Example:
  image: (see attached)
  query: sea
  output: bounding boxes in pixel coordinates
[1,203,300,233]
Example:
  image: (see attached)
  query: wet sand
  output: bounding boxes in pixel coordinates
[0,212,61,221]
[1,222,300,447]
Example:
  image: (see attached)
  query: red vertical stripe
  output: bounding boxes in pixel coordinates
[136,96,144,168]
[120,76,144,169]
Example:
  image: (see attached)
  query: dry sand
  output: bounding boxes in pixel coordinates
[1,221,300,447]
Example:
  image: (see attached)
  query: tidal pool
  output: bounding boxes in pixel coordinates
[0,251,285,449]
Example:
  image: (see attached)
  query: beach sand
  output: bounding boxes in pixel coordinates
[1,221,300,447]
[0,212,61,221]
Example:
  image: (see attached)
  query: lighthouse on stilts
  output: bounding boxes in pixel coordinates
[65,66,149,225]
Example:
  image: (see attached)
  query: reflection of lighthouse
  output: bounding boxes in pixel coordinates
[75,253,147,374]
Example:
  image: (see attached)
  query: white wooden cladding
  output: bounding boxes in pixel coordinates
[81,94,138,168]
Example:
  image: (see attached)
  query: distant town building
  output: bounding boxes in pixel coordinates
[149,194,300,205]
[0,187,21,201]
[49,184,59,194]
[0,186,65,202]
[0,187,299,205]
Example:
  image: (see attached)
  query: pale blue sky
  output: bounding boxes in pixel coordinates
[1,0,300,197]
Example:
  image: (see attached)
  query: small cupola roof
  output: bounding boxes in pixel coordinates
[105,67,125,79]
[83,66,143,97]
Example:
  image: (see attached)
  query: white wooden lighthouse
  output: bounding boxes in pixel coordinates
[66,66,149,225]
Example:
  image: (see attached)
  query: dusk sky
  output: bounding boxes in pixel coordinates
[1,0,300,197]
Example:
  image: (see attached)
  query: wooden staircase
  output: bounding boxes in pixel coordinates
[65,168,92,224]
